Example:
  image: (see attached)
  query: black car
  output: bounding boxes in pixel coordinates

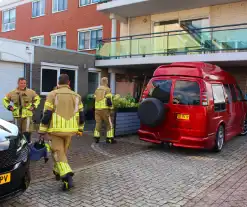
[0,118,30,201]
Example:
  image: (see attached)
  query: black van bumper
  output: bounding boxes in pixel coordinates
[0,145,30,202]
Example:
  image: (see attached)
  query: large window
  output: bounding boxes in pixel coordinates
[148,80,172,103]
[41,64,78,95]
[173,80,200,105]
[212,84,226,111]
[80,0,100,6]
[78,28,102,50]
[32,0,45,18]
[31,36,44,45]
[2,8,16,32]
[51,33,66,49]
[52,0,67,13]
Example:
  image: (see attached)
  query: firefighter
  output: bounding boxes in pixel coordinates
[94,77,116,144]
[39,74,84,191]
[3,77,40,143]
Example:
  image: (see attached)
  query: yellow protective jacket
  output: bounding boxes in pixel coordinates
[94,86,113,110]
[39,85,84,133]
[3,88,40,118]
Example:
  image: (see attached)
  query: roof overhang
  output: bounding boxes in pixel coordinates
[97,0,243,18]
[95,52,247,69]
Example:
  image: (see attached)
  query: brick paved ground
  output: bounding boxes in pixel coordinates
[30,133,146,181]
[2,135,247,206]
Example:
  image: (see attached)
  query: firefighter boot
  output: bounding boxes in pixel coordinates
[106,138,117,144]
[62,174,74,191]
[94,137,100,143]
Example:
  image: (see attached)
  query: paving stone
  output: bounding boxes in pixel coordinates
[2,135,247,207]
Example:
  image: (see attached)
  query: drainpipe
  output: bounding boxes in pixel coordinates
[29,52,33,89]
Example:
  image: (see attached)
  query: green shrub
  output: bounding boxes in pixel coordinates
[112,94,139,109]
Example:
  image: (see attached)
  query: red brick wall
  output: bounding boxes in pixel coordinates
[0,0,120,52]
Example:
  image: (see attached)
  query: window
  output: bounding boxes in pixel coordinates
[173,80,200,105]
[212,84,226,111]
[32,0,45,17]
[236,85,244,101]
[31,36,44,45]
[148,80,172,103]
[229,84,237,102]
[41,69,58,93]
[52,0,67,13]
[80,0,100,6]
[223,84,232,103]
[78,29,102,50]
[88,70,101,94]
[41,65,78,94]
[51,33,66,49]
[2,8,16,32]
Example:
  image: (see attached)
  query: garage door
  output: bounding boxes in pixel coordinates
[0,61,24,121]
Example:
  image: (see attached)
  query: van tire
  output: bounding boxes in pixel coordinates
[214,125,225,152]
[138,98,166,127]
[240,118,247,136]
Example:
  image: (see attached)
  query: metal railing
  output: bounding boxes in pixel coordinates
[96,23,247,60]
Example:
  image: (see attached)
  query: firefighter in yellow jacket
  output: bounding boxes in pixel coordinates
[3,77,40,143]
[94,77,116,144]
[39,74,84,191]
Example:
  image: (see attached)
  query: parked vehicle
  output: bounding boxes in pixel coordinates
[0,118,30,201]
[138,62,247,151]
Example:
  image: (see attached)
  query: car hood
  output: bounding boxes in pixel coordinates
[0,119,18,144]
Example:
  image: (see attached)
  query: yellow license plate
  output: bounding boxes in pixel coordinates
[0,173,11,185]
[177,114,190,120]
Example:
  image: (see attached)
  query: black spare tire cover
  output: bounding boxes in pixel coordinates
[138,98,166,127]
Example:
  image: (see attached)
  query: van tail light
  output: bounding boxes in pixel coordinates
[201,92,208,106]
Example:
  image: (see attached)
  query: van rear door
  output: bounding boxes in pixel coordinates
[162,77,208,140]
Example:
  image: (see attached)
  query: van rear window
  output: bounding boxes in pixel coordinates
[148,80,172,103]
[173,80,200,105]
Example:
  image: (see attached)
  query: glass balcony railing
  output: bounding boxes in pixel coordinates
[96,23,247,60]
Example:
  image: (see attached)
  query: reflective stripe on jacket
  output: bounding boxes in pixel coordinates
[39,85,84,133]
[3,88,40,118]
[94,86,113,110]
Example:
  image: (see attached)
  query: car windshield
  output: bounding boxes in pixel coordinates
[147,80,172,103]
[173,80,200,105]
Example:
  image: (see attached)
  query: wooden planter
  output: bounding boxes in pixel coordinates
[113,107,140,137]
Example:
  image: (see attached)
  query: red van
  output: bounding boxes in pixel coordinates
[138,62,247,152]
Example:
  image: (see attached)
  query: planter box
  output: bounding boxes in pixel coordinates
[113,107,140,137]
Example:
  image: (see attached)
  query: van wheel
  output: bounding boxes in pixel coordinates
[214,125,225,152]
[240,119,247,136]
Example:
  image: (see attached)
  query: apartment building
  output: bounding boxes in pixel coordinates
[0,0,120,94]
[96,0,247,97]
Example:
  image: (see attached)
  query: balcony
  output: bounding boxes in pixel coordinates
[96,23,247,61]
[97,0,242,18]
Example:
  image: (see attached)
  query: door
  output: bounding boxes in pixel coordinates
[0,61,24,121]
[235,84,245,133]
[168,78,206,140]
[210,84,229,139]
[229,84,238,134]
[223,84,234,136]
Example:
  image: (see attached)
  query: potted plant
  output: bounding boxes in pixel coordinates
[111,94,140,136]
